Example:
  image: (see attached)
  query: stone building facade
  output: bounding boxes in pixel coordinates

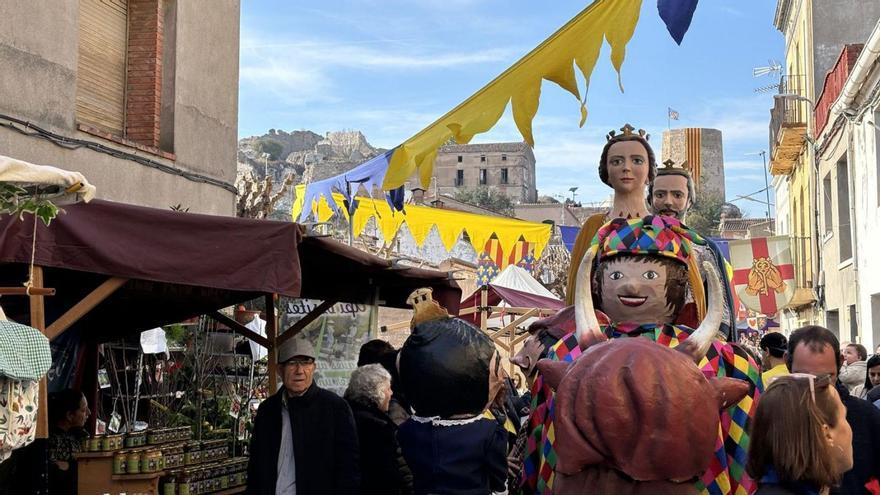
[0,0,241,215]
[433,142,537,203]
[661,128,726,201]
[769,0,880,335]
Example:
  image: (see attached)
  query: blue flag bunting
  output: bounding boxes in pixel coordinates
[559,225,580,253]
[657,0,699,45]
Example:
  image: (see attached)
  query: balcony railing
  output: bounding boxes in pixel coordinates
[787,234,817,310]
[769,86,808,176]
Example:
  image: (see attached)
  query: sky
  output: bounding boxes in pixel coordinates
[238,0,784,217]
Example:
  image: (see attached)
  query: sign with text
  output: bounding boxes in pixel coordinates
[280,299,377,396]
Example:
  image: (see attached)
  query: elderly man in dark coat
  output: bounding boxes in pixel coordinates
[247,337,359,495]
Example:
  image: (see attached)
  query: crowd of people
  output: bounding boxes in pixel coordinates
[243,124,880,495]
[242,325,880,495]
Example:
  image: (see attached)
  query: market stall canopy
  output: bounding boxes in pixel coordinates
[0,154,96,205]
[459,281,564,326]
[490,265,558,299]
[0,200,459,341]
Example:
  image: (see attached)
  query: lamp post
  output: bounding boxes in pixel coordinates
[568,186,579,203]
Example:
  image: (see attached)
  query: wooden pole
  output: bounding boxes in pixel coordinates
[29,266,47,439]
[45,277,128,340]
[208,311,270,348]
[276,299,337,347]
[0,287,55,296]
[265,294,278,393]
[480,286,488,331]
[29,265,49,495]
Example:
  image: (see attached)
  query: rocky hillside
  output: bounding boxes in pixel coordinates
[236,129,386,220]
[237,129,385,185]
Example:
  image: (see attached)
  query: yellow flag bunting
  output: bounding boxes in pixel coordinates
[381,0,643,190]
[292,186,553,259]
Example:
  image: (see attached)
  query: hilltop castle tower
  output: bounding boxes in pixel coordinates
[661,128,726,201]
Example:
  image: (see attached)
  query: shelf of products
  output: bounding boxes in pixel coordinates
[75,426,247,495]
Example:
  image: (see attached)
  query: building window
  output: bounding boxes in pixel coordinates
[479,169,487,185]
[827,309,840,338]
[822,172,832,236]
[455,169,464,187]
[76,0,176,151]
[501,168,509,184]
[837,156,853,262]
[502,154,507,161]
[457,155,462,163]
[480,155,486,163]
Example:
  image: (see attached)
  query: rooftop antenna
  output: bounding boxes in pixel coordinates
[753,60,784,93]
[753,60,782,78]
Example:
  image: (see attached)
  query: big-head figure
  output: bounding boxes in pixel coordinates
[565,124,657,305]
[519,216,762,495]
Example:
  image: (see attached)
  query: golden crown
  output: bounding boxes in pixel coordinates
[606,123,649,142]
[659,159,691,176]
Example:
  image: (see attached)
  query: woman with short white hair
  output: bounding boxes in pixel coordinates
[345,364,413,495]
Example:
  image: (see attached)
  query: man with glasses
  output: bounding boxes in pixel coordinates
[247,337,359,495]
[787,325,880,494]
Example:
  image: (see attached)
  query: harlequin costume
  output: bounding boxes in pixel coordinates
[520,216,763,495]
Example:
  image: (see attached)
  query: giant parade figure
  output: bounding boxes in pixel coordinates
[541,242,750,494]
[648,158,738,341]
[517,125,762,495]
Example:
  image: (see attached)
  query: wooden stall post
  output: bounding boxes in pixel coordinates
[28,265,49,495]
[29,266,47,439]
[265,294,278,393]
[480,286,488,331]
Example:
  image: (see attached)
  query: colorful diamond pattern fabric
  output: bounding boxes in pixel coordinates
[591,215,707,266]
[520,324,762,495]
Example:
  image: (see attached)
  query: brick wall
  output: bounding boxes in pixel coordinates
[126,0,163,147]
[815,44,863,138]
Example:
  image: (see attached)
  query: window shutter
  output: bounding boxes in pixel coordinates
[77,0,128,135]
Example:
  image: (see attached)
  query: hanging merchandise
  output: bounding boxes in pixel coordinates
[293,186,552,259]
[0,319,52,462]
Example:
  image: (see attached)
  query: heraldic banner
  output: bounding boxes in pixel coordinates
[728,236,795,316]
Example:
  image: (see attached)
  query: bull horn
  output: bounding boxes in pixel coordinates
[574,247,606,349]
[675,261,723,363]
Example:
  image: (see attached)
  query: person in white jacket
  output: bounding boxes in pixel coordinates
[839,343,868,394]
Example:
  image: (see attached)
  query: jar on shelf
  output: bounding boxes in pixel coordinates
[162,473,177,495]
[126,449,142,474]
[112,451,127,474]
[177,471,190,495]
[89,435,103,452]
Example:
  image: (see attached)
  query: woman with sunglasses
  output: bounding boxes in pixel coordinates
[747,374,853,495]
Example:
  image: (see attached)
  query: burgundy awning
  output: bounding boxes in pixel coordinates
[0,200,459,339]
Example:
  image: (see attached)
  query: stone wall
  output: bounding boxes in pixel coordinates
[0,0,240,215]
[661,128,726,201]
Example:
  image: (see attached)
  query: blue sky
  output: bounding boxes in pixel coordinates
[238,0,783,217]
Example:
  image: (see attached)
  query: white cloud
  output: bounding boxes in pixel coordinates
[239,30,519,106]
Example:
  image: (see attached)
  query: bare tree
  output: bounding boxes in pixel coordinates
[236,170,296,219]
